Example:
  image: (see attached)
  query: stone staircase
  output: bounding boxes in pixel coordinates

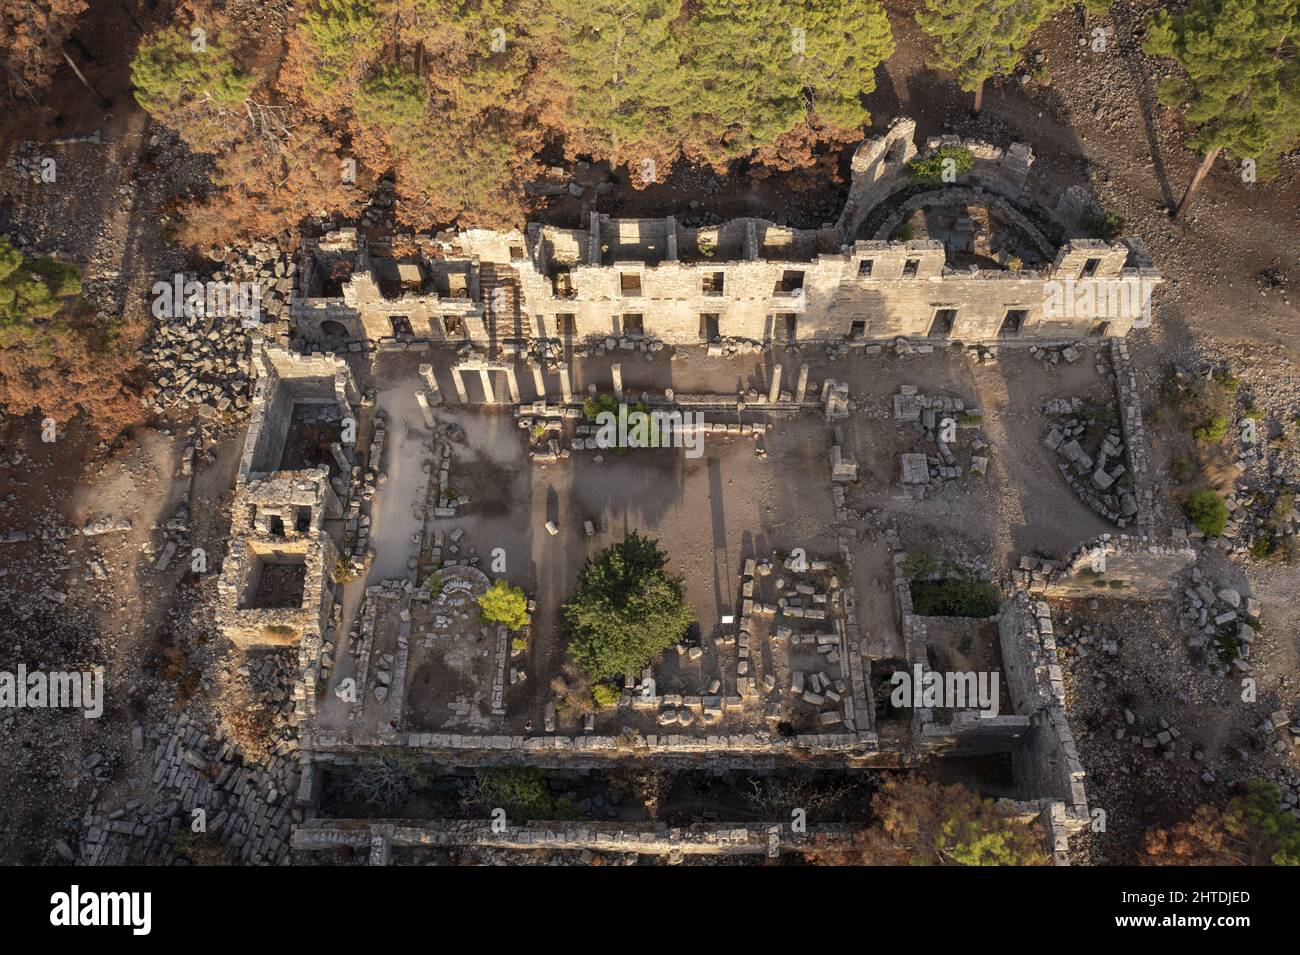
[478,262,528,348]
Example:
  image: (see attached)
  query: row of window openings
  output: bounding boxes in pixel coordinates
[560,256,1107,303]
[387,315,467,337]
[618,271,800,297]
[392,309,1107,341]
[253,506,313,537]
[493,254,1108,307]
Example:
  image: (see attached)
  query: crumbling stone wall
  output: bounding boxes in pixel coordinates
[293,818,855,861]
[1035,535,1197,600]
[219,343,359,651]
[290,118,1161,349]
[998,592,1089,828]
[893,554,1031,757]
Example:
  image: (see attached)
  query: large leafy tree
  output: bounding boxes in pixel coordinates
[916,0,1067,113]
[1143,0,1300,220]
[565,531,694,681]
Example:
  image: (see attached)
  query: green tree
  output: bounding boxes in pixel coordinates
[1184,489,1229,537]
[679,0,893,170]
[478,579,530,630]
[565,531,694,680]
[539,0,688,178]
[1145,779,1300,865]
[874,775,1048,865]
[540,0,893,180]
[1144,0,1300,219]
[354,65,429,133]
[908,145,974,183]
[130,25,255,152]
[916,0,1067,112]
[474,767,576,820]
[0,239,81,336]
[1235,779,1300,865]
[296,0,384,110]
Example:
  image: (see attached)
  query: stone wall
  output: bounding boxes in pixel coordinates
[218,343,359,651]
[1031,535,1197,600]
[998,592,1089,826]
[893,554,1031,756]
[290,118,1161,349]
[293,818,856,861]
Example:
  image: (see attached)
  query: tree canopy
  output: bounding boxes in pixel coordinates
[872,775,1049,865]
[1145,780,1300,865]
[0,239,82,336]
[917,0,1066,110]
[131,25,255,152]
[129,0,895,239]
[565,531,694,680]
[1144,0,1300,216]
[478,579,530,631]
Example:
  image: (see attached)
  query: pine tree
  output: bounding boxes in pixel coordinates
[872,775,1049,865]
[295,0,384,111]
[538,0,688,180]
[680,0,893,171]
[916,0,1067,112]
[0,239,82,334]
[1143,0,1300,220]
[131,25,255,153]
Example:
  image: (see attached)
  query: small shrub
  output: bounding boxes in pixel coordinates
[907,146,974,183]
[909,577,998,617]
[592,684,621,707]
[1184,490,1228,537]
[474,767,577,821]
[478,579,529,630]
[582,393,618,421]
[1212,368,1240,392]
[1083,209,1125,242]
[332,556,360,584]
[1193,415,1230,444]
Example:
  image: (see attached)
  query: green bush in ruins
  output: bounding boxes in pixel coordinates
[1184,489,1228,537]
[478,579,529,631]
[909,576,998,617]
[0,239,81,338]
[907,146,973,183]
[474,767,576,821]
[565,531,694,680]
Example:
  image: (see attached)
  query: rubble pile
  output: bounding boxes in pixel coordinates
[1044,397,1140,525]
